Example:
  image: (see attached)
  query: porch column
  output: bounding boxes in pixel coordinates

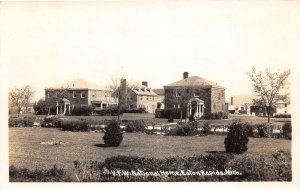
[68,104,71,114]
[197,104,199,118]
[189,104,192,116]
[100,103,103,110]
[63,103,67,115]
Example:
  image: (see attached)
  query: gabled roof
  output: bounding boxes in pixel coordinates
[47,79,110,91]
[231,95,257,105]
[131,85,158,96]
[153,89,165,95]
[164,76,224,88]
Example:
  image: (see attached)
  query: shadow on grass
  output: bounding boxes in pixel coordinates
[94,144,110,147]
[206,150,227,154]
[94,144,127,148]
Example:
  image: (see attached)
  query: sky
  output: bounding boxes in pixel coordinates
[1,1,299,102]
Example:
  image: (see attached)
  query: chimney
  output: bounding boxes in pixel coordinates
[142,81,148,87]
[183,72,189,79]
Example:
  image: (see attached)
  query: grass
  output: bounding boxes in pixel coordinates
[9,127,291,172]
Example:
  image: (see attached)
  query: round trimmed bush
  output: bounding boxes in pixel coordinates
[224,122,249,154]
[282,122,291,140]
[103,119,123,147]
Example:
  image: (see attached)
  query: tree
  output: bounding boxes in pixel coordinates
[9,85,35,116]
[247,68,290,122]
[33,98,48,115]
[108,75,139,123]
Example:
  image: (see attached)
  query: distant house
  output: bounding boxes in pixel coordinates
[152,89,165,109]
[120,79,158,113]
[229,95,257,114]
[45,79,118,115]
[276,100,291,115]
[163,72,226,118]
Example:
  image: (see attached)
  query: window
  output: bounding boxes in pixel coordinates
[194,89,200,97]
[176,89,182,97]
[147,96,149,100]
[140,96,143,100]
[178,104,180,108]
[222,90,224,97]
[81,91,86,98]
[105,93,107,97]
[47,92,50,98]
[72,91,77,98]
[54,92,58,98]
[92,91,96,98]
[284,103,287,107]
[218,93,221,100]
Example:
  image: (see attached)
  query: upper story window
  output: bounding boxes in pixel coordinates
[72,91,77,98]
[284,103,287,107]
[81,91,86,98]
[92,91,96,98]
[176,89,182,97]
[47,92,50,98]
[218,92,221,100]
[194,89,200,97]
[140,96,143,100]
[147,96,149,100]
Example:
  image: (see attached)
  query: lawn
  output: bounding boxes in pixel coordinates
[9,127,291,172]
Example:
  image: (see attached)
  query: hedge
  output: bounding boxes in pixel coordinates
[9,117,35,127]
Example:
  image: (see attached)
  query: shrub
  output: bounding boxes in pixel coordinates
[123,108,146,113]
[200,121,211,135]
[125,120,146,132]
[61,120,90,132]
[72,105,93,116]
[71,151,291,182]
[41,116,61,128]
[203,153,234,171]
[158,108,186,119]
[165,121,199,136]
[256,123,274,138]
[103,119,123,147]
[96,106,121,116]
[282,122,292,140]
[168,115,174,122]
[274,114,291,118]
[224,122,249,154]
[9,164,71,182]
[8,117,34,127]
[228,150,292,181]
[201,112,226,120]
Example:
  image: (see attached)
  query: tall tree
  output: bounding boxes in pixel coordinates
[108,75,139,123]
[9,85,35,116]
[247,67,290,122]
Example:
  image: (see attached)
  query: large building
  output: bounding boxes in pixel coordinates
[45,79,118,115]
[120,79,158,113]
[163,72,226,118]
